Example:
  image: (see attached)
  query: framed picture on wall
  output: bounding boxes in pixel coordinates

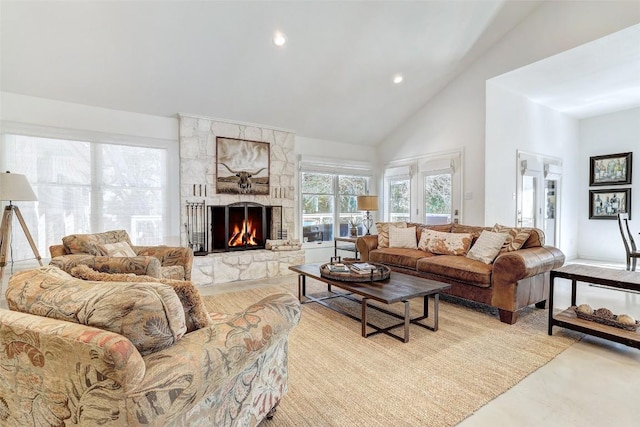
[589,152,632,186]
[589,188,631,220]
[216,137,270,195]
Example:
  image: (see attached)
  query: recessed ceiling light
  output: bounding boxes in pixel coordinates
[273,32,286,47]
[393,74,404,84]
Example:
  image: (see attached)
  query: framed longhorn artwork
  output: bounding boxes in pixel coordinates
[216,137,270,195]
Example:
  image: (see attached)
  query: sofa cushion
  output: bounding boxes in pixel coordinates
[375,222,407,248]
[410,223,452,243]
[62,230,133,255]
[99,241,137,257]
[370,248,433,269]
[6,266,187,355]
[389,226,417,249]
[450,224,490,243]
[418,229,472,256]
[416,256,493,287]
[466,231,509,264]
[70,264,211,333]
[491,224,532,252]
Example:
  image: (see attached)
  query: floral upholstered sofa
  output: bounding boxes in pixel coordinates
[0,266,300,426]
[49,230,193,280]
[356,222,565,324]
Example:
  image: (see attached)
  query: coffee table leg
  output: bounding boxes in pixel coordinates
[361,297,369,337]
[433,294,440,331]
[404,300,410,343]
[298,274,306,301]
[423,295,429,318]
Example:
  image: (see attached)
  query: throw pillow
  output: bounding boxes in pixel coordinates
[418,230,473,256]
[466,231,509,264]
[389,226,417,249]
[491,224,532,252]
[7,266,186,356]
[375,221,407,248]
[70,264,212,333]
[100,241,137,257]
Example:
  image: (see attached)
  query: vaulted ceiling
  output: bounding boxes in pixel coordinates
[1,1,639,146]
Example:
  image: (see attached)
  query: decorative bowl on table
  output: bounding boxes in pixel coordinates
[319,261,391,282]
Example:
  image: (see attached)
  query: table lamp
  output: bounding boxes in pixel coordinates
[357,195,379,235]
[0,171,43,285]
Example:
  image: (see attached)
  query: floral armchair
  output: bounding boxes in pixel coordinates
[49,230,193,280]
[0,266,301,426]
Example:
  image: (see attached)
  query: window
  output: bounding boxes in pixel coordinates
[2,134,169,260]
[388,178,410,222]
[423,173,452,224]
[301,172,369,242]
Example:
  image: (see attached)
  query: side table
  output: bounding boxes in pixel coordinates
[334,236,360,260]
[548,264,640,349]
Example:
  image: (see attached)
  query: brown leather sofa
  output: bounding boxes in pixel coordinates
[356,223,565,324]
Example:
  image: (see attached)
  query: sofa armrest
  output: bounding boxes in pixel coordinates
[128,293,301,424]
[356,235,379,262]
[49,254,163,277]
[0,309,145,424]
[134,246,194,280]
[492,246,565,285]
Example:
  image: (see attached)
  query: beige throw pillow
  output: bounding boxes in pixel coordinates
[100,241,137,257]
[491,224,532,252]
[466,231,509,264]
[418,230,472,256]
[389,226,417,249]
[376,222,407,248]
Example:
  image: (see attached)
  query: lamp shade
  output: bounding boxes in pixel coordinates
[0,171,38,202]
[357,195,378,211]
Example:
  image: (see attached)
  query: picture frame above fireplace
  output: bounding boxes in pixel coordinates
[216,137,270,195]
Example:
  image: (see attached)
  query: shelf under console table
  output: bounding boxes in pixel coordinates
[548,264,640,349]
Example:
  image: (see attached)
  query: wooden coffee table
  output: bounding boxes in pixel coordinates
[289,263,451,343]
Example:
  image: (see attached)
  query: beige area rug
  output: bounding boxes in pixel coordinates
[203,279,581,427]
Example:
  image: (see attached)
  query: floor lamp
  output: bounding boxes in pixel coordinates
[357,195,379,235]
[0,172,43,285]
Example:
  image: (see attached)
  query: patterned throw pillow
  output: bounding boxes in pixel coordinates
[491,224,532,252]
[418,229,473,256]
[375,222,407,248]
[466,231,509,264]
[389,226,417,249]
[100,241,137,257]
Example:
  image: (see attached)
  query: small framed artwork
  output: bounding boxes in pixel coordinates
[589,188,631,220]
[589,152,632,186]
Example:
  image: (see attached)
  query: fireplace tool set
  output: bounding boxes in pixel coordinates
[185,201,207,256]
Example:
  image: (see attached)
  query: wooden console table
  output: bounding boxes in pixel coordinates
[548,264,640,349]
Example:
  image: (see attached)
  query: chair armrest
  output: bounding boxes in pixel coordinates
[134,246,194,280]
[49,254,163,277]
[356,235,379,261]
[49,244,67,258]
[129,293,301,423]
[493,246,565,285]
[0,309,146,398]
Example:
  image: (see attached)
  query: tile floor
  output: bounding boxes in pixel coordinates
[2,259,639,426]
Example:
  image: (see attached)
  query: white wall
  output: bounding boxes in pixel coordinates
[486,83,580,259]
[578,107,640,262]
[377,1,640,226]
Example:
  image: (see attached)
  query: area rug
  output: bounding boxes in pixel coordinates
[203,279,581,427]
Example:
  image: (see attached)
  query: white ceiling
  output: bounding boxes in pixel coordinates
[490,23,640,119]
[0,0,541,145]
[1,1,639,146]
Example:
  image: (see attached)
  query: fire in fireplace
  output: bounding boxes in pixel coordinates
[209,202,282,252]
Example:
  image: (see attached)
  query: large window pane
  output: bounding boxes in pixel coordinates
[338,175,367,237]
[424,173,452,224]
[389,178,410,222]
[2,134,169,260]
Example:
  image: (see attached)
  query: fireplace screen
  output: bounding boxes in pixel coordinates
[209,202,282,252]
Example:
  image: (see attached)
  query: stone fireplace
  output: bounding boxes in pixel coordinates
[178,114,304,285]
